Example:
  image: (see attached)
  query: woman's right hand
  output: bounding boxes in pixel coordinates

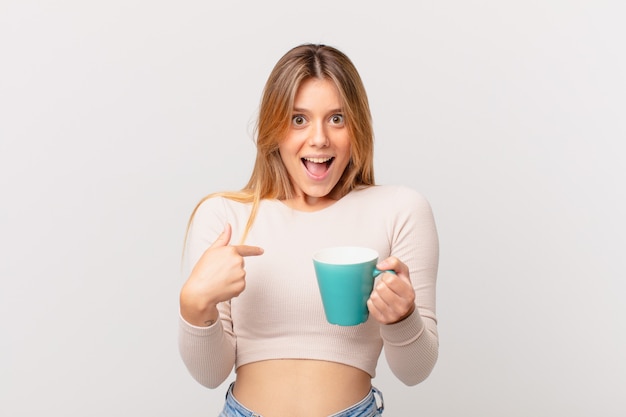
[179,223,264,326]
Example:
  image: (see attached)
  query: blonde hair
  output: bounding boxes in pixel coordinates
[186,44,376,244]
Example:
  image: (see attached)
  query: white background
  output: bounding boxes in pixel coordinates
[1,1,625,416]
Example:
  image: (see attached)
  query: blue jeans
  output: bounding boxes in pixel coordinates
[218,382,384,417]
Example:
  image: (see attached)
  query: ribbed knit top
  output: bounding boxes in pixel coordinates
[178,185,439,388]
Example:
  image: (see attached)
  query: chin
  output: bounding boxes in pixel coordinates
[302,186,335,199]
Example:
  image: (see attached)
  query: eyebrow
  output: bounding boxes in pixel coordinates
[292,107,343,114]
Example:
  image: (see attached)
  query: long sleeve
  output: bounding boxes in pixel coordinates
[381,309,439,385]
[381,187,440,385]
[177,187,440,388]
[178,198,237,388]
[178,308,236,388]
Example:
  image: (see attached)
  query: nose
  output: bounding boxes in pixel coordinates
[308,122,329,147]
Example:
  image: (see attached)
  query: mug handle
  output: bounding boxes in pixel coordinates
[373,268,396,278]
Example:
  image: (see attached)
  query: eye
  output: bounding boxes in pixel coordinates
[330,114,344,125]
[292,115,307,126]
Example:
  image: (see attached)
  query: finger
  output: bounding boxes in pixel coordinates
[375,275,415,307]
[378,279,416,317]
[376,256,408,275]
[210,223,232,248]
[233,245,264,257]
[367,298,383,317]
[380,273,413,297]
[376,256,409,279]
[369,282,392,310]
[367,295,394,324]
[369,283,414,324]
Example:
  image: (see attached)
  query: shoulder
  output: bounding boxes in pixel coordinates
[352,185,432,208]
[192,195,227,222]
[185,195,253,253]
[189,195,253,236]
[349,186,436,228]
[194,194,250,217]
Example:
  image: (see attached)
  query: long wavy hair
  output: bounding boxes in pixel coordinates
[186,44,376,244]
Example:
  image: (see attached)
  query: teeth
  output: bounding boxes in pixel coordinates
[303,157,332,163]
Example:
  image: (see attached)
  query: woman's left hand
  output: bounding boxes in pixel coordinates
[367,257,416,324]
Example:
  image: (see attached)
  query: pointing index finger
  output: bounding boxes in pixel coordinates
[234,245,264,257]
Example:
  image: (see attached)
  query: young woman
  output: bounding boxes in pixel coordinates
[179,43,439,417]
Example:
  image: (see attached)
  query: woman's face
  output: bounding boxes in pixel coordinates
[278,77,352,209]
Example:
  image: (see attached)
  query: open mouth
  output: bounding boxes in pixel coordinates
[302,157,334,176]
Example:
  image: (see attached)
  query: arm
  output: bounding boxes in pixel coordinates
[178,198,263,388]
[373,188,440,385]
[380,307,439,386]
[178,302,236,389]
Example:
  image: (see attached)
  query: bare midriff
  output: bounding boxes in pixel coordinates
[232,359,372,417]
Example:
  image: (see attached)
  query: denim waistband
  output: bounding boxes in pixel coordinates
[219,382,384,417]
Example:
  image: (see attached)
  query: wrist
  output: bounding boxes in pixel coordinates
[180,303,219,327]
[179,287,219,327]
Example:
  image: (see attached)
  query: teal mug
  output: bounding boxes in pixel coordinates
[313,246,393,326]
